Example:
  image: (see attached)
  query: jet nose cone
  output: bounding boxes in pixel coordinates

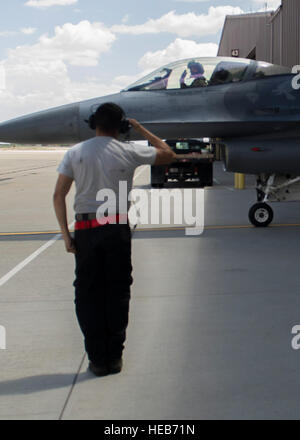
[0,103,80,145]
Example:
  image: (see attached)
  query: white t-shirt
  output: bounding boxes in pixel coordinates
[57,136,157,214]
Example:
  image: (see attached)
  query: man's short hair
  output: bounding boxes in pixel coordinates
[94,102,125,132]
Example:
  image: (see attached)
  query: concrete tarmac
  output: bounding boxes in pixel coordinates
[1,149,300,419]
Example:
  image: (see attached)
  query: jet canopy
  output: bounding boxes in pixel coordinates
[124,57,291,92]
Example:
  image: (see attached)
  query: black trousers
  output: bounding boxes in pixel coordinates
[73,224,133,364]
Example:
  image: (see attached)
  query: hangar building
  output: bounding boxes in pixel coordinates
[218,0,300,68]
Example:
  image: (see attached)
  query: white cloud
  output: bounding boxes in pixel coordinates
[111,6,244,38]
[0,20,117,121]
[6,20,115,67]
[25,0,78,8]
[139,38,218,71]
[21,27,37,35]
[0,28,37,37]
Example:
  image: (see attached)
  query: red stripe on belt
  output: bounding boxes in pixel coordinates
[75,214,128,231]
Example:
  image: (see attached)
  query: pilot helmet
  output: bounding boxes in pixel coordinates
[187,61,204,75]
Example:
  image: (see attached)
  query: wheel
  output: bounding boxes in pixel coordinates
[248,203,274,227]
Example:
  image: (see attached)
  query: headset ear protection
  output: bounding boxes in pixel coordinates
[86,113,96,130]
[85,112,131,133]
[120,117,131,134]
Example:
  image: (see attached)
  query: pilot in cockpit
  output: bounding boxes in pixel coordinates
[209,68,231,86]
[180,61,207,88]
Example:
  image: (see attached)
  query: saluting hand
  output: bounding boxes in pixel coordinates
[128,119,141,130]
[180,70,187,82]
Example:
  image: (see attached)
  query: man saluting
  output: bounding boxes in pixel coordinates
[53,102,175,376]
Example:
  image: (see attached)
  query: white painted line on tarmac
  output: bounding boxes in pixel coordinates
[0,222,74,288]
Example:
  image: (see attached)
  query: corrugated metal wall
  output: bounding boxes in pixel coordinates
[218,13,272,61]
[218,1,300,68]
[256,13,272,63]
[281,0,300,67]
[271,10,281,65]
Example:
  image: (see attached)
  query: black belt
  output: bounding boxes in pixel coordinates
[75,213,97,221]
[75,213,124,221]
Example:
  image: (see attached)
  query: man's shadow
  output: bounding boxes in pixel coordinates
[0,370,95,395]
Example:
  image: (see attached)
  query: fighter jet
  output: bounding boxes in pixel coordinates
[0,56,299,227]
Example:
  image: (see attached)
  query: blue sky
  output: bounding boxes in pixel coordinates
[0,0,281,121]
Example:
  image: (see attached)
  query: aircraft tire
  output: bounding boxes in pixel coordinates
[248,203,274,227]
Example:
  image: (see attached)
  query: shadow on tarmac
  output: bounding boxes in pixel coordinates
[0,371,96,396]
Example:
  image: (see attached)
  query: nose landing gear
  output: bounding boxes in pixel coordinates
[249,173,300,227]
[248,202,274,227]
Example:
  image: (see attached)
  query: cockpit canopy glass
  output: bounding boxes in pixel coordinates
[253,61,291,78]
[123,57,291,92]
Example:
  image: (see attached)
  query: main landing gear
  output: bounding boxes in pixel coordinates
[249,174,300,227]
